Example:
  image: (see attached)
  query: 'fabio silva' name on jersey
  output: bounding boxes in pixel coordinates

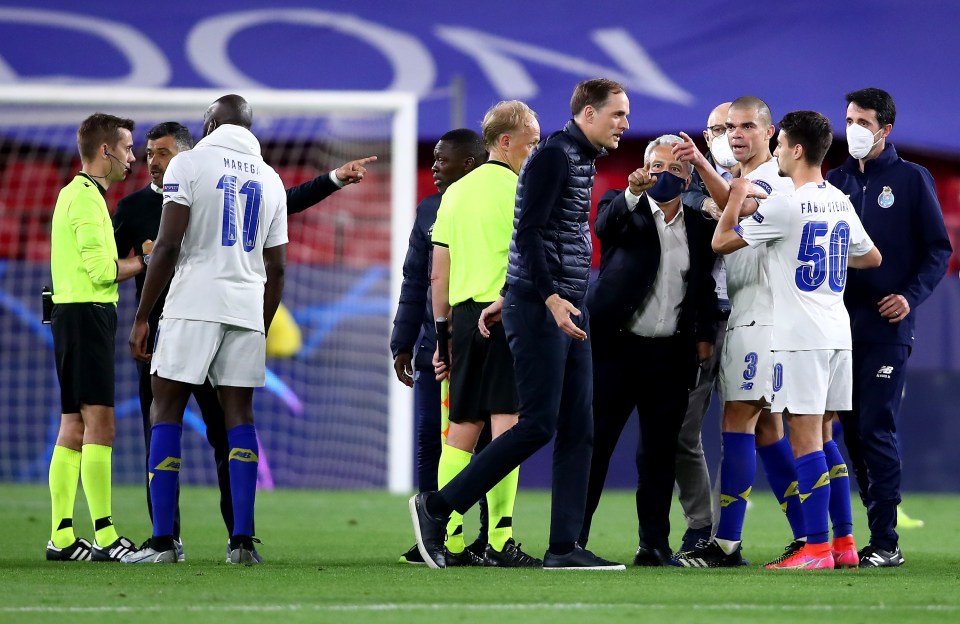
[800,200,851,214]
[224,157,261,176]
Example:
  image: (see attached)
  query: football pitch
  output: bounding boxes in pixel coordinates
[2,484,958,624]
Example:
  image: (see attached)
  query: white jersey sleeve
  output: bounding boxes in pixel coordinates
[846,211,875,257]
[163,153,196,207]
[736,195,792,247]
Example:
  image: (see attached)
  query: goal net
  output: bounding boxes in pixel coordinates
[0,86,416,493]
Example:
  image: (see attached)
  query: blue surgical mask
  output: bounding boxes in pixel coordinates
[646,171,687,203]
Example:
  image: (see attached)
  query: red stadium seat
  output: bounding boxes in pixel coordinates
[0,161,66,214]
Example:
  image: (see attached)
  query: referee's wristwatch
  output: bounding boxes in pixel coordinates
[141,254,151,270]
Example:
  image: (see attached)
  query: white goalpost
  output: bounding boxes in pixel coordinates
[0,85,417,494]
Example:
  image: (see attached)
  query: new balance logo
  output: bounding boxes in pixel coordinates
[155,457,181,471]
[229,448,259,462]
[740,382,754,390]
[877,365,894,379]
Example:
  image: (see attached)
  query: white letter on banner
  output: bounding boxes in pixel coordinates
[0,7,169,86]
[187,9,435,94]
[433,26,692,105]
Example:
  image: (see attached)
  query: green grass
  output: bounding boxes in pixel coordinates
[2,484,959,624]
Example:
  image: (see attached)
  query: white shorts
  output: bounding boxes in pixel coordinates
[718,324,772,404]
[769,349,852,415]
[152,318,266,387]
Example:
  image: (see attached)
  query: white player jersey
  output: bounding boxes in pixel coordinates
[161,125,288,333]
[724,159,794,329]
[736,180,874,351]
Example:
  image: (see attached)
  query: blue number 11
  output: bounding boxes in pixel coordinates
[217,175,263,252]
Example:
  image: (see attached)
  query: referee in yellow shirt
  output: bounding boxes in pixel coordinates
[46,113,145,562]
[430,101,542,567]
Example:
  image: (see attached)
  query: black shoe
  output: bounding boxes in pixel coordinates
[408,492,447,569]
[445,547,485,567]
[398,543,426,565]
[633,544,672,566]
[46,537,92,561]
[543,545,625,570]
[91,536,136,562]
[466,538,487,560]
[671,540,744,568]
[484,538,543,568]
[859,544,904,568]
[679,527,712,554]
[762,539,805,567]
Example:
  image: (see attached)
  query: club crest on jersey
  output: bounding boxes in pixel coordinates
[752,211,764,224]
[878,186,895,208]
[163,183,179,193]
[752,180,773,194]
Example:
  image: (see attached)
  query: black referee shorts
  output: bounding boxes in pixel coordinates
[52,302,117,413]
[449,299,519,424]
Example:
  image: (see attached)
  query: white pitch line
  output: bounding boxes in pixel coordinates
[2,603,959,614]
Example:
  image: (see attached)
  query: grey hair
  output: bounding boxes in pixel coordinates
[643,134,693,175]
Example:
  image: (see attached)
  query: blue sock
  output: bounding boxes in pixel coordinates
[823,440,853,538]
[796,450,830,545]
[757,437,806,539]
[715,432,756,543]
[149,423,182,538]
[227,424,259,538]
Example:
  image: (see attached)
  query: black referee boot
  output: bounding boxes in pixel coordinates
[409,492,448,569]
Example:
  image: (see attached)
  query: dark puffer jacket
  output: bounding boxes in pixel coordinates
[505,120,603,302]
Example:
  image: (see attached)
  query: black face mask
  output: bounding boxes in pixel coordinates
[646,170,687,203]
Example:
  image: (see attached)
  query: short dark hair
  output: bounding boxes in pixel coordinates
[845,88,896,127]
[778,110,833,166]
[570,78,625,116]
[439,128,487,163]
[146,122,194,151]
[77,113,135,163]
[730,96,773,127]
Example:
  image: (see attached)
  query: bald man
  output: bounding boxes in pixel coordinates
[123,94,288,564]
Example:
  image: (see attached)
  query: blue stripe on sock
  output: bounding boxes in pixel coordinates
[227,424,258,538]
[796,450,830,545]
[716,432,756,543]
[823,440,853,538]
[149,423,182,538]
[757,436,806,539]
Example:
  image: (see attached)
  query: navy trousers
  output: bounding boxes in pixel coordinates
[413,369,441,492]
[440,291,594,545]
[839,341,910,551]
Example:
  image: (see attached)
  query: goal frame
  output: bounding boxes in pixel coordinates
[0,85,417,494]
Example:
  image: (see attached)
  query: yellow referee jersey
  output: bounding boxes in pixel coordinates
[50,173,119,304]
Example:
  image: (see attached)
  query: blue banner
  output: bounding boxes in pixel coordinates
[1,1,957,154]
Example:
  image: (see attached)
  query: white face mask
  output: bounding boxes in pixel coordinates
[710,132,738,168]
[846,123,883,159]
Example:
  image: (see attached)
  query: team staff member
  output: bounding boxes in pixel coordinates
[581,135,717,565]
[114,122,374,560]
[410,78,629,571]
[673,101,737,552]
[431,101,542,568]
[46,113,142,562]
[827,88,951,568]
[392,128,486,565]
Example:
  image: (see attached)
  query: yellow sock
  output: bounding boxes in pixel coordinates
[49,445,81,547]
[438,443,471,553]
[80,444,119,546]
[486,466,519,551]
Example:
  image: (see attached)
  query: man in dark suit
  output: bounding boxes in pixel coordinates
[580,134,718,565]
